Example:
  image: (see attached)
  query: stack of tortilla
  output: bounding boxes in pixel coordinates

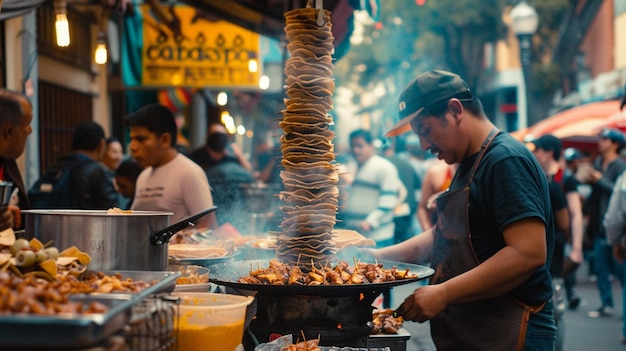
[277,7,339,268]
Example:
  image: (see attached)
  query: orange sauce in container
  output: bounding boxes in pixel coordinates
[172,292,253,351]
[177,320,245,351]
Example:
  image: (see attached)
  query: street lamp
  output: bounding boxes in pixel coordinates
[510,0,539,129]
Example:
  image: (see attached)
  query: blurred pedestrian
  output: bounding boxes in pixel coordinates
[203,126,255,231]
[0,90,32,230]
[341,128,405,247]
[583,128,626,318]
[189,123,253,173]
[114,158,143,209]
[382,138,420,244]
[417,161,456,230]
[126,103,216,228]
[530,135,571,351]
[532,135,584,309]
[101,136,124,204]
[604,169,626,344]
[31,122,119,210]
[102,137,124,173]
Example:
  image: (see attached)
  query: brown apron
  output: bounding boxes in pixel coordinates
[429,128,545,351]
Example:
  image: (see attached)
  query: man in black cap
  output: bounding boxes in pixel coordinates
[532,136,584,294]
[584,128,626,318]
[366,70,556,350]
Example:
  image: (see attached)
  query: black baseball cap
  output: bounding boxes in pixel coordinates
[531,134,562,156]
[386,70,472,137]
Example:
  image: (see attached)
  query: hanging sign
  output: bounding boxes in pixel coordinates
[141,5,261,88]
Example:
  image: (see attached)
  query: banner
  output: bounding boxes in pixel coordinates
[141,5,261,88]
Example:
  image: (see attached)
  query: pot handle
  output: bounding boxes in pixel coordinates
[151,206,217,245]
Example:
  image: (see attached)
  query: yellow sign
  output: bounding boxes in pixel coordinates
[141,5,261,88]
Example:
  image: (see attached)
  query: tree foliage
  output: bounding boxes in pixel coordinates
[335,0,509,92]
[334,0,602,126]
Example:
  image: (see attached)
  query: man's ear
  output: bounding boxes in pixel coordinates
[96,138,106,158]
[160,132,172,148]
[1,125,13,139]
[448,99,464,120]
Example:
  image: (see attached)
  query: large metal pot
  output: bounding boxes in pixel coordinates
[23,207,216,271]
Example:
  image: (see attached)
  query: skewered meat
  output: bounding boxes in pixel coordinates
[237,260,418,286]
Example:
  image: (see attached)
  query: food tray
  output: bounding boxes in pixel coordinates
[210,259,434,297]
[0,294,135,349]
[168,248,241,267]
[86,270,181,302]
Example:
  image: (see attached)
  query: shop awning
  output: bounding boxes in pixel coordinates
[603,109,626,131]
[513,99,623,152]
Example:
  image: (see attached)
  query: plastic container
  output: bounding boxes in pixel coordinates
[171,292,254,351]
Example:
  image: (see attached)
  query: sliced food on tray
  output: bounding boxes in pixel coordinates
[168,244,228,258]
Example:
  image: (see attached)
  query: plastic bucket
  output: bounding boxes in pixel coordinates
[172,292,254,351]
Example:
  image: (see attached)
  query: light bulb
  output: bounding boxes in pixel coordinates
[217,92,228,106]
[54,0,70,47]
[94,33,107,64]
[248,59,258,73]
[55,13,70,47]
[259,75,270,90]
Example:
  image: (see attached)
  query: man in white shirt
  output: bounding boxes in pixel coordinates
[341,129,405,247]
[126,103,216,228]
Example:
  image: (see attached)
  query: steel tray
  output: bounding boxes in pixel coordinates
[0,294,135,349]
[85,270,181,302]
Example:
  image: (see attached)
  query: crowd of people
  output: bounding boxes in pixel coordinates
[2,68,626,350]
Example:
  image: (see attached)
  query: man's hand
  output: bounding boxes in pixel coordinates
[0,206,14,232]
[395,283,449,323]
[587,170,602,183]
[358,221,371,233]
[569,246,583,264]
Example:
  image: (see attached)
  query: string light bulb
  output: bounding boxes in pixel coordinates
[248,58,258,73]
[54,0,70,47]
[94,32,108,64]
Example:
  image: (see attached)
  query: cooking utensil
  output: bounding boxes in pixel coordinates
[169,249,241,267]
[23,207,217,271]
[0,180,13,205]
[151,206,217,245]
[208,259,434,297]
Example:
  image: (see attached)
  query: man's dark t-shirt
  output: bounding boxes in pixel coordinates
[449,132,554,305]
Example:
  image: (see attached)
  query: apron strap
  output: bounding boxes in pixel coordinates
[467,128,499,186]
[515,300,548,351]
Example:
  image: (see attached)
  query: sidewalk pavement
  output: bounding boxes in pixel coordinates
[389,262,625,351]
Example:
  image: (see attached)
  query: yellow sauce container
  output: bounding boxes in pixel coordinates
[172,292,254,351]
